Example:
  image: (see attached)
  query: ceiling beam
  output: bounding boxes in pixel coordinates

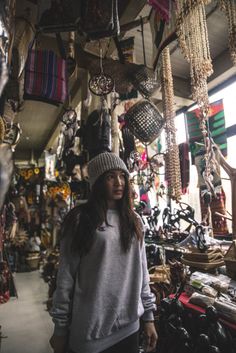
[119,0,147,25]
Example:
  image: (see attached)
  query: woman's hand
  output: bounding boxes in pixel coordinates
[49,334,68,353]
[143,321,158,352]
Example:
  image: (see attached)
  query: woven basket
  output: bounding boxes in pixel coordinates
[181,257,224,270]
[183,248,224,263]
[181,247,225,270]
[131,65,160,98]
[124,99,164,144]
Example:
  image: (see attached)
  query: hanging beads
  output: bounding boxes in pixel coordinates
[175,0,218,194]
[219,0,236,65]
[176,0,213,118]
[161,47,182,201]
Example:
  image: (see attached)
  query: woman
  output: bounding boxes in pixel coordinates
[50,152,157,353]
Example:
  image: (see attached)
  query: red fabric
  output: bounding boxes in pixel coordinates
[148,0,174,22]
[0,290,10,304]
[173,292,236,331]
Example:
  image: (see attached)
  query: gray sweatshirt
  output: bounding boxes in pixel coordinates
[50,209,155,353]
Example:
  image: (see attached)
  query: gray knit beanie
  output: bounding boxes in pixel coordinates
[87,152,129,187]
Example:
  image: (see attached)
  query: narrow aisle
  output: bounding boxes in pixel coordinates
[0,271,53,353]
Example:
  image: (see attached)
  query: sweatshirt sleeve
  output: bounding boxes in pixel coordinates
[50,237,80,336]
[134,212,156,321]
[140,242,156,321]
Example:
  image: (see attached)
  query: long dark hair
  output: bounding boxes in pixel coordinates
[61,172,143,256]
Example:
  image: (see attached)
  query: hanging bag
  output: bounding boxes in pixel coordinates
[131,17,160,98]
[124,99,164,144]
[23,33,68,106]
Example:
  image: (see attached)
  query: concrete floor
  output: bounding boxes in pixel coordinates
[0,271,53,353]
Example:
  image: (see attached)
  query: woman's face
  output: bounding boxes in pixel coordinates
[104,169,126,207]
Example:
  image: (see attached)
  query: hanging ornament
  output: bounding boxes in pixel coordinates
[175,0,218,195]
[89,48,114,96]
[161,47,182,201]
[176,0,213,118]
[219,0,236,65]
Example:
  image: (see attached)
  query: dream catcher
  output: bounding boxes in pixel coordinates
[89,48,114,96]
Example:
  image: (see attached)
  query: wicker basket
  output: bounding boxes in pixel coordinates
[181,247,225,271]
[183,248,223,263]
[124,99,164,144]
[181,257,225,271]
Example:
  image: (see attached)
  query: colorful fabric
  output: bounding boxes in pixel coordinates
[24,49,68,105]
[186,99,227,164]
[200,188,229,236]
[148,0,175,22]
